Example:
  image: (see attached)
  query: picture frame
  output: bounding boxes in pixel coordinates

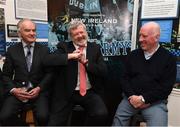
[7,24,18,37]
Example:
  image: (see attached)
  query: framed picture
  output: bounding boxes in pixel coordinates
[7,24,18,37]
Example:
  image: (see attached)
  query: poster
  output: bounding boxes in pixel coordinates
[15,0,48,21]
[141,0,179,19]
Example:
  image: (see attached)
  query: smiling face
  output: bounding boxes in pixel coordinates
[70,25,88,47]
[139,22,160,53]
[18,19,36,44]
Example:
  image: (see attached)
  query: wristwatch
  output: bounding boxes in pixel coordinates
[140,96,145,103]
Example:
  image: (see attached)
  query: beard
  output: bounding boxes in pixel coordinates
[74,37,88,47]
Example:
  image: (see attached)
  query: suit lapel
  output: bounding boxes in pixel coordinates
[86,42,91,60]
[68,42,76,53]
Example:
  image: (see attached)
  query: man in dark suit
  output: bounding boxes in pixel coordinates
[45,20,108,126]
[0,19,52,126]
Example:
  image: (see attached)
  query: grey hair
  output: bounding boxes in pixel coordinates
[17,18,35,32]
[68,20,86,35]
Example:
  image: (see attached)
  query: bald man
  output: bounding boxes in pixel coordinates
[112,22,176,126]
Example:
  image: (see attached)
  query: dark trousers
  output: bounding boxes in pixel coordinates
[48,89,108,126]
[0,93,49,126]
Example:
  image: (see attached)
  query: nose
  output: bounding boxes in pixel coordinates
[139,36,143,42]
[77,33,83,37]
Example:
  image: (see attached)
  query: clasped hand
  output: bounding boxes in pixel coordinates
[12,86,41,101]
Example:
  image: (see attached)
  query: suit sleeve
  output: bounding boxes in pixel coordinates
[2,49,15,93]
[86,44,107,77]
[43,42,68,66]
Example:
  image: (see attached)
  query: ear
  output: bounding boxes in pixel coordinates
[156,34,160,40]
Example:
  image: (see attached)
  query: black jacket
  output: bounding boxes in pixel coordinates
[3,42,53,93]
[46,41,107,99]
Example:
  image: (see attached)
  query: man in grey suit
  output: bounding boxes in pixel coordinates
[0,19,52,126]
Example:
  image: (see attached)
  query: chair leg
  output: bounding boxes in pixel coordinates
[26,109,35,127]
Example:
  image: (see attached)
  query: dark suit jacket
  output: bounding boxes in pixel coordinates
[2,42,53,94]
[51,41,108,99]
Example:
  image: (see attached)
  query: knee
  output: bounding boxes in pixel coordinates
[0,110,12,122]
[86,108,108,126]
[90,107,108,118]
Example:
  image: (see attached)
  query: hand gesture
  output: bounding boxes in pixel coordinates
[68,49,82,59]
[79,53,88,65]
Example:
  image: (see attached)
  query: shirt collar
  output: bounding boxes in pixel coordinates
[22,41,35,48]
[144,44,160,60]
[73,42,87,50]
